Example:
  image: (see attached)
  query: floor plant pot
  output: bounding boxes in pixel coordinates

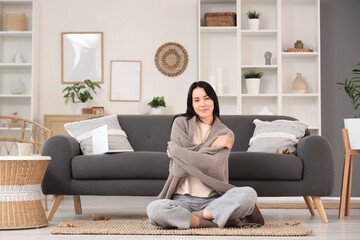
[151,107,162,115]
[344,118,360,149]
[246,78,261,94]
[248,19,260,30]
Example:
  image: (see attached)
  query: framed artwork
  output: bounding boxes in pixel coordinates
[110,60,142,102]
[62,32,103,84]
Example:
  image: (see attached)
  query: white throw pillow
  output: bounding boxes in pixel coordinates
[64,114,133,155]
[247,119,308,154]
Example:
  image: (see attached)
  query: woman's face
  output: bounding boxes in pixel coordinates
[192,87,214,123]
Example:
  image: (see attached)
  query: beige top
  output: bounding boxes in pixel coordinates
[175,119,217,197]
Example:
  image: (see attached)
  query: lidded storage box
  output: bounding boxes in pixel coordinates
[204,12,236,27]
[5,12,26,31]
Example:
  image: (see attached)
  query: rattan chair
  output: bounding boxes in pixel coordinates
[0,115,52,210]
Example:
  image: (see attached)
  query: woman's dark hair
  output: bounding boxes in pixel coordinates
[172,81,220,126]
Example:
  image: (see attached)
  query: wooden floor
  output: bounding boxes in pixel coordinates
[1,196,360,240]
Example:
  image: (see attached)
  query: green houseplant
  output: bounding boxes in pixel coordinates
[243,70,263,94]
[246,10,261,19]
[63,79,101,104]
[148,96,166,114]
[247,10,261,30]
[62,79,101,114]
[337,63,360,149]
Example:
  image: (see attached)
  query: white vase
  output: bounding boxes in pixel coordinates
[248,19,260,30]
[344,118,360,149]
[139,99,152,114]
[246,78,261,94]
[257,106,273,115]
[10,79,25,94]
[151,108,162,115]
[74,102,87,114]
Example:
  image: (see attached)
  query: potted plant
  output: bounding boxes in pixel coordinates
[246,10,261,30]
[294,40,304,49]
[62,79,101,114]
[148,96,166,114]
[243,70,263,94]
[337,63,360,149]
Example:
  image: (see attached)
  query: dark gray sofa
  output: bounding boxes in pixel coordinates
[41,115,334,222]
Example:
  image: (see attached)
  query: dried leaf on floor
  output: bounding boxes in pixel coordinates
[58,222,75,227]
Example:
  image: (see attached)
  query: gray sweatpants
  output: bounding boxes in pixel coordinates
[147,187,257,229]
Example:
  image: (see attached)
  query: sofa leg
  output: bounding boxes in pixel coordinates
[73,195,82,214]
[47,195,64,221]
[303,196,316,216]
[311,196,328,223]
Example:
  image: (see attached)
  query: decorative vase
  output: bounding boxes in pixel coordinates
[292,73,307,93]
[246,78,261,94]
[257,106,273,115]
[13,54,24,63]
[10,79,24,94]
[151,107,162,115]
[344,118,360,149]
[139,99,152,114]
[248,19,260,30]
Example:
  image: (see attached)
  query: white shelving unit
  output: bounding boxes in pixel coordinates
[198,0,321,135]
[0,0,33,120]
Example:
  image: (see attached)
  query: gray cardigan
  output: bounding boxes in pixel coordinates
[158,116,235,199]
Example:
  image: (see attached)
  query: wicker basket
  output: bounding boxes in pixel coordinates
[5,12,26,31]
[205,12,236,27]
[0,158,50,229]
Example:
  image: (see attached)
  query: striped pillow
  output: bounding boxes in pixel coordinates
[247,119,308,153]
[64,114,133,155]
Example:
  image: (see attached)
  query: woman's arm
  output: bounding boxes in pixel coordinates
[210,135,233,149]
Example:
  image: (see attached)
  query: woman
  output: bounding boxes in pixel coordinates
[147,81,264,229]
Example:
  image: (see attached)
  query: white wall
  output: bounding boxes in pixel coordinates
[35,0,198,123]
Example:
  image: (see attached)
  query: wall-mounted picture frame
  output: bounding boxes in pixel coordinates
[110,60,142,102]
[62,32,103,84]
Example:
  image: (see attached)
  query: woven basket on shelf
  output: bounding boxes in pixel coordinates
[204,12,236,27]
[5,12,26,31]
[0,158,50,229]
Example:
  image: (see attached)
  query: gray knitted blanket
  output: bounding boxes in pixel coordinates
[158,116,235,199]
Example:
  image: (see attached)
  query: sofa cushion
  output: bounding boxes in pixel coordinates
[65,114,133,155]
[247,119,308,153]
[229,152,303,180]
[71,152,169,180]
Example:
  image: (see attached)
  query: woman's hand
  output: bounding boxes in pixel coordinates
[211,135,232,149]
[167,141,172,158]
[167,150,172,158]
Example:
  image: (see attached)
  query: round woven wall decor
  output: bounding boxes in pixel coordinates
[155,42,188,77]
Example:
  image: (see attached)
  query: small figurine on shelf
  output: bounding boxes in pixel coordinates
[264,51,272,65]
[11,112,20,123]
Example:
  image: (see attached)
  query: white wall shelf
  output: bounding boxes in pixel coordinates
[0,94,31,98]
[242,94,278,97]
[282,52,319,58]
[241,30,277,36]
[200,27,237,33]
[198,0,321,135]
[217,94,238,97]
[0,0,33,120]
[0,31,32,37]
[241,65,278,69]
[0,63,32,67]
